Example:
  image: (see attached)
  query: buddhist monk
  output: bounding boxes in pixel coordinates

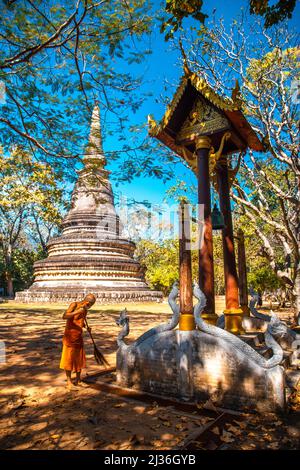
[60,293,96,390]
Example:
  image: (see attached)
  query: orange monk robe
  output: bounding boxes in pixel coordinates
[59,301,87,372]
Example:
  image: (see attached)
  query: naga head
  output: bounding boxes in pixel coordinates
[193,282,206,301]
[192,282,207,315]
[116,308,129,327]
[267,312,288,338]
[168,281,179,301]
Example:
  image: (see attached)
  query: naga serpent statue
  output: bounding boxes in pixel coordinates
[217,290,299,340]
[116,281,180,351]
[249,287,273,322]
[116,281,284,370]
[116,307,130,349]
[115,282,286,410]
[193,282,284,369]
[248,288,299,336]
[249,293,300,370]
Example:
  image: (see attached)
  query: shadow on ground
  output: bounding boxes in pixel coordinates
[0,301,298,450]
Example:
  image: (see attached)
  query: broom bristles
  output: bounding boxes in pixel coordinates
[84,319,109,367]
[93,344,109,367]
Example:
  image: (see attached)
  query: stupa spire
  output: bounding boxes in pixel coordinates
[89,102,102,150]
[84,102,106,165]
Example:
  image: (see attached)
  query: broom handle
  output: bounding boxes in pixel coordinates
[84,318,96,346]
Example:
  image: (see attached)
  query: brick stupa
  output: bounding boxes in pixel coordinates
[16,105,162,303]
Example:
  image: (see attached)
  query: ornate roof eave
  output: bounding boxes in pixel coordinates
[152,127,197,173]
[149,67,264,154]
[149,70,240,138]
[152,128,245,177]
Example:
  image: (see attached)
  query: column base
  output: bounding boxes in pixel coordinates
[224,308,245,335]
[201,312,219,326]
[179,313,196,331]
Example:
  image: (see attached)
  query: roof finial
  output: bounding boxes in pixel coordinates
[231,79,241,104]
[179,39,192,76]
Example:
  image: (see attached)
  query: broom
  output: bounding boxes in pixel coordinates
[84,318,109,367]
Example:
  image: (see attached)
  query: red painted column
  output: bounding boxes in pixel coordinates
[179,201,195,330]
[216,158,244,334]
[196,136,217,324]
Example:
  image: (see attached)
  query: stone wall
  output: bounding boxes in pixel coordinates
[117,329,285,412]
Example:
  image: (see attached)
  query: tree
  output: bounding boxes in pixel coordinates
[0,247,42,294]
[135,234,228,296]
[161,1,207,40]
[235,216,282,297]
[0,146,63,296]
[135,239,179,295]
[0,0,153,174]
[161,0,297,39]
[177,17,300,321]
[249,0,297,28]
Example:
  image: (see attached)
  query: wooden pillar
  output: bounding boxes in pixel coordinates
[216,158,244,334]
[179,202,195,330]
[237,228,250,316]
[196,136,218,325]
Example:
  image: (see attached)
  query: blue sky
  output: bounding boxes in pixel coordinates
[101,0,299,217]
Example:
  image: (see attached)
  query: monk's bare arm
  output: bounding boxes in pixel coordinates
[62,302,85,320]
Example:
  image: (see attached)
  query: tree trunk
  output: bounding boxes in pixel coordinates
[4,244,14,299]
[5,272,14,298]
[295,263,300,325]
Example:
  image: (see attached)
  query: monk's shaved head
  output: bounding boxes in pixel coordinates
[84,293,96,306]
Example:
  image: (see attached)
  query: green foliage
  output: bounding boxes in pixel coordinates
[0,247,44,293]
[161,0,297,42]
[245,46,299,105]
[161,0,207,40]
[235,215,285,294]
[0,146,64,294]
[248,263,281,292]
[212,234,225,296]
[135,235,228,297]
[0,0,154,177]
[0,146,63,222]
[250,0,296,28]
[135,239,179,295]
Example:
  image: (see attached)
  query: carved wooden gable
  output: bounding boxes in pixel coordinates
[177,97,230,143]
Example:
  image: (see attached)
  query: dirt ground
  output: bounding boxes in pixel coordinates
[0,299,299,450]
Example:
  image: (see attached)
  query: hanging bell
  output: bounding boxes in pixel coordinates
[212,204,225,230]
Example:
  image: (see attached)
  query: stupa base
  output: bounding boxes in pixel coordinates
[15,287,163,304]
